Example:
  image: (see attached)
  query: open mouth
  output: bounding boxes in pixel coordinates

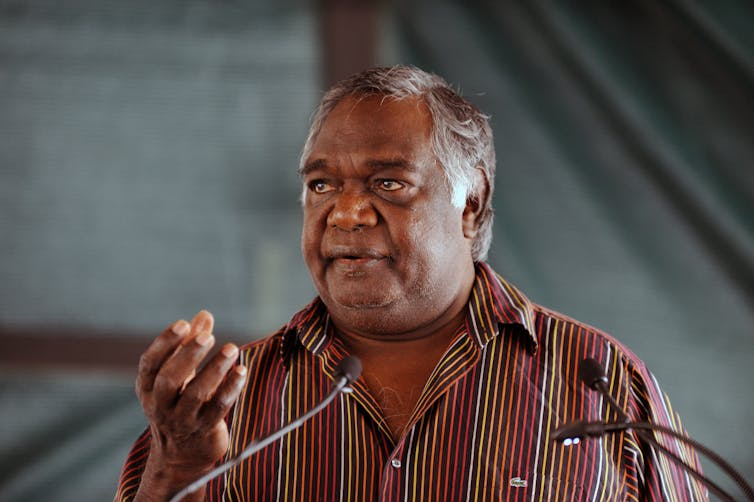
[326,247,389,272]
[332,255,385,266]
[335,256,380,264]
[327,246,387,262]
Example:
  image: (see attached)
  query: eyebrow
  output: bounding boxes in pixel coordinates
[298,159,326,177]
[299,157,416,177]
[366,158,417,171]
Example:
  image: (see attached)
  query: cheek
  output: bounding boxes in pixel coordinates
[301,213,323,263]
[395,216,448,268]
[409,208,465,260]
[416,201,461,238]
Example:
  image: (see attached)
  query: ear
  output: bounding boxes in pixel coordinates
[462,166,490,239]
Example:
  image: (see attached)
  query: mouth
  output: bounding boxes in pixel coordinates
[326,246,389,266]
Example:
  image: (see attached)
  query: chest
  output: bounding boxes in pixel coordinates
[357,340,450,440]
[219,334,635,501]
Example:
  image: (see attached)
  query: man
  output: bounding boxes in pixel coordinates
[117,66,706,501]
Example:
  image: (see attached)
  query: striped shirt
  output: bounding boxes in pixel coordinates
[116,262,706,501]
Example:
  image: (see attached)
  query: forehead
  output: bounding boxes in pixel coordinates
[306,95,434,163]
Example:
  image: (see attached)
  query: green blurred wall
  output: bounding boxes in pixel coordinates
[1,1,751,499]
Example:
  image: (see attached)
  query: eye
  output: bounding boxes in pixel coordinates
[308,180,334,194]
[376,179,404,191]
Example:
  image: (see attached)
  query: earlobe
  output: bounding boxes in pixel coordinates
[462,166,489,239]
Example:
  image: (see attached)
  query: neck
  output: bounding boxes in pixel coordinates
[335,294,469,441]
[337,304,467,356]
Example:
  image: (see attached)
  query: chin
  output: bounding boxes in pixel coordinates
[331,293,394,310]
[329,303,404,335]
[318,272,400,309]
[318,288,402,329]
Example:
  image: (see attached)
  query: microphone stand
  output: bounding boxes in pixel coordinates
[594,375,738,501]
[578,420,754,502]
[168,356,361,502]
[552,358,753,502]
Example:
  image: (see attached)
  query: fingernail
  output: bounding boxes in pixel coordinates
[195,331,213,346]
[190,310,211,333]
[221,344,238,359]
[234,365,247,376]
[173,321,189,337]
[196,310,213,330]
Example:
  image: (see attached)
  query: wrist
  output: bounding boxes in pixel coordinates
[135,452,212,502]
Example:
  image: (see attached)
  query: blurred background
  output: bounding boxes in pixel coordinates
[0,0,752,499]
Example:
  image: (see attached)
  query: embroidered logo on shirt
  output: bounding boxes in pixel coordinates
[509,477,528,488]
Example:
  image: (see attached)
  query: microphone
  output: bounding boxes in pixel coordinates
[168,356,362,502]
[552,358,754,502]
[578,358,630,422]
[579,357,609,391]
[334,354,362,384]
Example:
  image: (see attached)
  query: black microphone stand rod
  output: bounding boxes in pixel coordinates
[555,358,751,501]
[592,372,736,501]
[582,420,754,501]
[168,356,362,502]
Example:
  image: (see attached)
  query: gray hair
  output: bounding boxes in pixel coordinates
[300,65,495,261]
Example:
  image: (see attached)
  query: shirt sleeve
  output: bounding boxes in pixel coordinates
[627,360,709,501]
[113,426,232,501]
[114,428,151,502]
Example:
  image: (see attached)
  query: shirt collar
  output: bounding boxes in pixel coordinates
[282,262,538,358]
[281,297,332,359]
[467,262,537,353]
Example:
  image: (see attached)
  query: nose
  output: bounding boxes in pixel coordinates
[327,189,378,231]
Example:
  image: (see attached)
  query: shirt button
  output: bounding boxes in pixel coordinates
[391,459,402,469]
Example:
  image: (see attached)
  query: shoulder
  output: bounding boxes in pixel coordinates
[529,303,678,420]
[235,296,325,373]
[238,327,284,354]
[530,302,648,373]
[527,302,664,414]
[236,325,289,371]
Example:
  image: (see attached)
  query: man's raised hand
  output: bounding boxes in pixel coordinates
[133,310,247,501]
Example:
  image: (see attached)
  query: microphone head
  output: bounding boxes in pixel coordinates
[334,356,362,384]
[579,358,608,390]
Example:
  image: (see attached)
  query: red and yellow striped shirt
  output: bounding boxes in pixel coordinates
[116,262,706,501]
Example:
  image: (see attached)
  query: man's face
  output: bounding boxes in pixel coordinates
[300,95,476,337]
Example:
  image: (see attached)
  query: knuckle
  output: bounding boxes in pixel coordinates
[202,397,228,419]
[215,386,239,409]
[179,388,204,408]
[153,373,179,396]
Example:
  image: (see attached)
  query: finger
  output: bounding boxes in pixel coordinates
[176,344,238,416]
[185,310,214,344]
[200,364,248,425]
[180,370,197,392]
[152,330,216,406]
[171,310,212,388]
[136,320,190,394]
